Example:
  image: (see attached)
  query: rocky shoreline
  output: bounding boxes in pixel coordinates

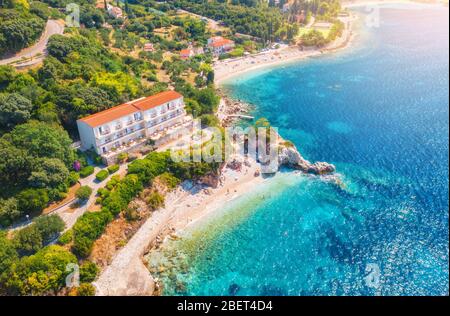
[278,142,336,175]
[217,88,254,127]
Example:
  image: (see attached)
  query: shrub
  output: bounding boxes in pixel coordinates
[75,186,92,202]
[79,166,95,178]
[93,155,103,166]
[76,283,96,296]
[105,175,121,190]
[80,261,99,283]
[58,229,73,245]
[116,152,128,164]
[67,171,80,186]
[158,172,181,189]
[125,201,141,222]
[95,170,109,182]
[146,191,164,211]
[107,164,119,174]
[72,210,112,257]
[200,114,220,128]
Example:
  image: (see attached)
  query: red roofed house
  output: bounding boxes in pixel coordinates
[107,4,123,19]
[207,36,235,56]
[180,48,194,60]
[77,91,193,163]
[143,42,154,52]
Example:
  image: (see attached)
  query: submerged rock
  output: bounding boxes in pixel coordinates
[229,283,240,296]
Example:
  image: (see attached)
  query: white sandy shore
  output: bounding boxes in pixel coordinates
[94,157,265,295]
[214,14,357,85]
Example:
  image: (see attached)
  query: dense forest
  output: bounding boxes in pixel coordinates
[0,0,50,56]
[170,0,300,42]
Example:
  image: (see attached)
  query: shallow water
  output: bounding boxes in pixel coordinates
[148,5,449,296]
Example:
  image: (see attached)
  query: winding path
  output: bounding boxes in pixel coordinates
[0,20,64,67]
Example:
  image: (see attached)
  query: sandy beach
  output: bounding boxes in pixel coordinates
[94,156,265,295]
[214,14,357,84]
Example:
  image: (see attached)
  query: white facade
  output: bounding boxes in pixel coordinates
[77,92,193,163]
[107,4,123,19]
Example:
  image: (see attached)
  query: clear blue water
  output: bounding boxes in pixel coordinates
[150,5,449,295]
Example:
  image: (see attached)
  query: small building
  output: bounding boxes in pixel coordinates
[180,48,194,60]
[77,91,193,164]
[143,42,154,52]
[207,36,235,56]
[107,4,123,19]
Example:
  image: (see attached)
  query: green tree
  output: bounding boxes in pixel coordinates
[28,158,69,189]
[76,282,96,296]
[3,245,77,295]
[0,138,30,185]
[0,93,33,129]
[0,232,18,278]
[75,186,92,202]
[8,121,75,166]
[16,188,49,215]
[12,225,43,256]
[33,215,65,243]
[0,198,20,227]
[80,261,99,283]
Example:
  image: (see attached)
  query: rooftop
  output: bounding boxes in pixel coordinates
[209,38,234,48]
[78,91,183,127]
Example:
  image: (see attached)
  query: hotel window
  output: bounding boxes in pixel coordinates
[134,113,141,121]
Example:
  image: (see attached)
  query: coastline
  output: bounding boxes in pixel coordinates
[94,157,265,295]
[95,11,358,297]
[214,13,358,85]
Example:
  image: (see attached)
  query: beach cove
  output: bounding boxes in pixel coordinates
[146,3,449,296]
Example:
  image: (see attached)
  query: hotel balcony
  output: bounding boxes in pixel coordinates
[147,109,186,129]
[97,119,143,140]
[101,134,148,159]
[149,116,194,143]
[96,123,145,146]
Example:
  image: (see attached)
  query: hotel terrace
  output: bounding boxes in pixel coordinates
[76,91,193,164]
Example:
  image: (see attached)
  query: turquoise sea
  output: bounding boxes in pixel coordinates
[148,4,449,295]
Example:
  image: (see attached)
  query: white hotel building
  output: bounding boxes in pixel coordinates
[77,91,193,163]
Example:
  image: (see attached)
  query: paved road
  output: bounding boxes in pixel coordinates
[177,9,221,31]
[0,19,64,67]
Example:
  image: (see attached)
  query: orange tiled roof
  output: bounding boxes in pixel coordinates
[78,103,139,128]
[209,39,234,48]
[78,91,183,127]
[132,90,182,111]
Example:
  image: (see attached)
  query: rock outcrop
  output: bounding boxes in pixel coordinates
[278,144,335,175]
